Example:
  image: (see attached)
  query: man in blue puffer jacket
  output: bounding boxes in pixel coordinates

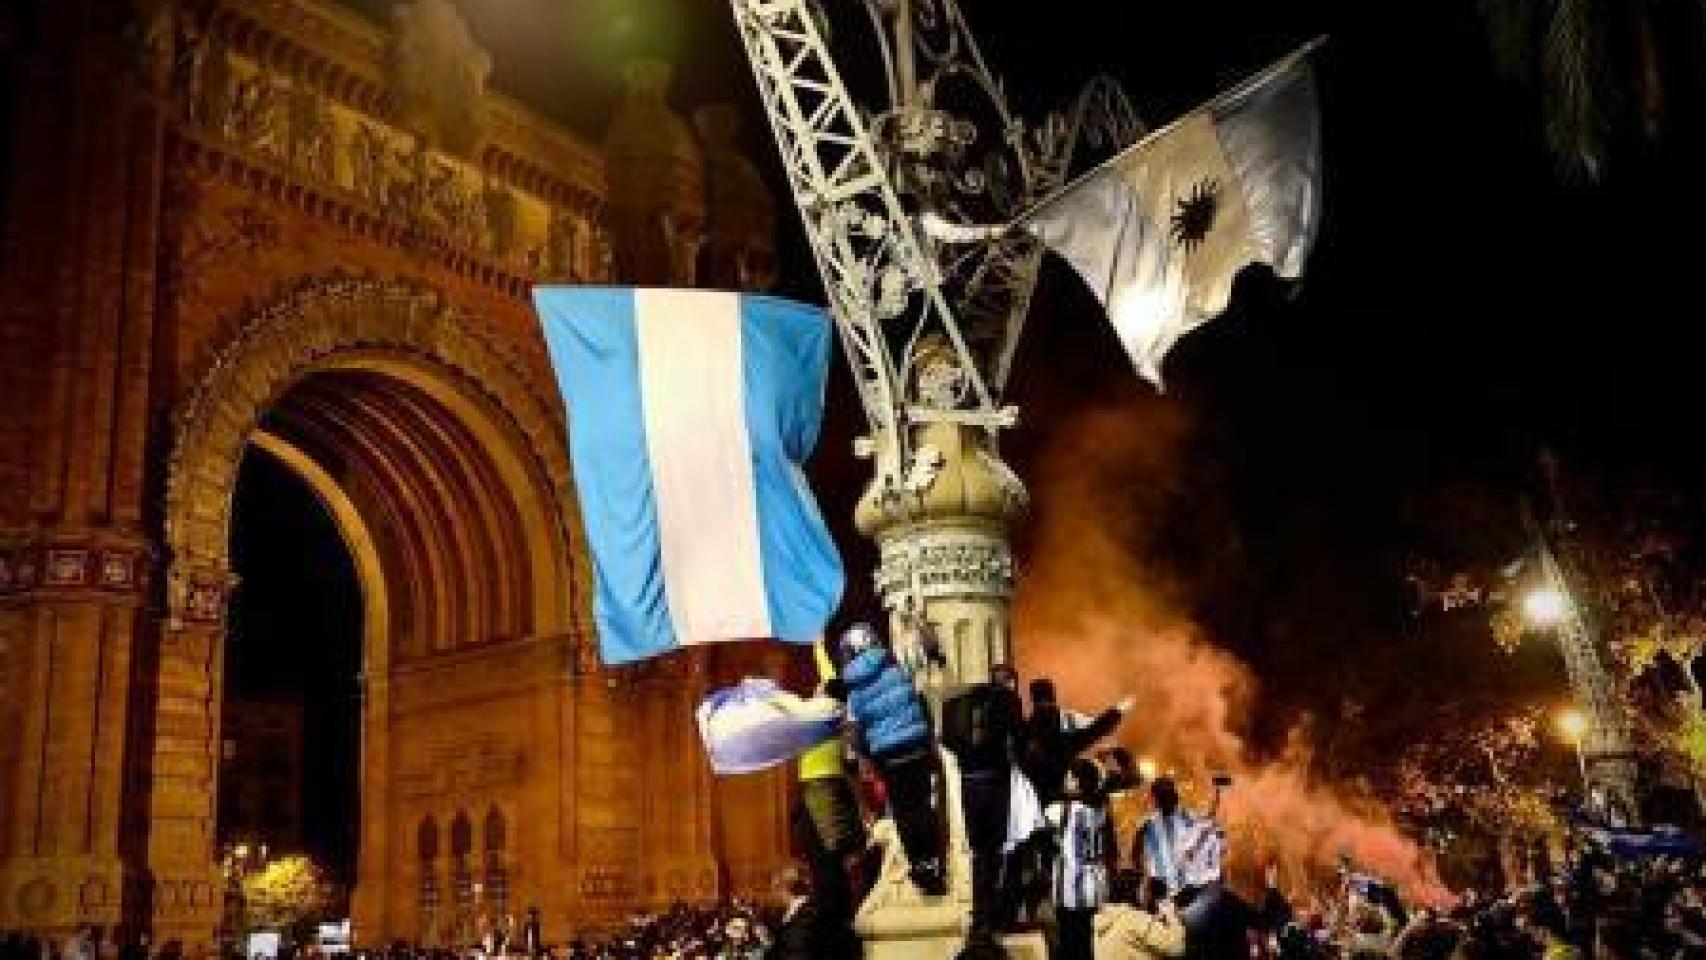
[832,621,946,896]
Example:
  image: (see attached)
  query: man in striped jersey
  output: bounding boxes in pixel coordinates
[1046,759,1116,960]
[1136,775,1229,955]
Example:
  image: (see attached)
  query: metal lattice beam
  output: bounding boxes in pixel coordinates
[730,0,1009,489]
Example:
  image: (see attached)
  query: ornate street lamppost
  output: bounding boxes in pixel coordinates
[726,0,1141,705]
[726,0,1143,950]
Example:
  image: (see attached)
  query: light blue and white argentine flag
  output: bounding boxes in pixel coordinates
[533,287,845,665]
[697,677,843,775]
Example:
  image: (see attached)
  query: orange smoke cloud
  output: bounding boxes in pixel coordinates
[1011,399,1452,907]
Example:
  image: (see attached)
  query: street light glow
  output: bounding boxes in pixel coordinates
[1558,707,1587,743]
[1523,585,1570,626]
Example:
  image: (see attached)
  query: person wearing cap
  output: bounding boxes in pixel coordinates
[833,621,946,896]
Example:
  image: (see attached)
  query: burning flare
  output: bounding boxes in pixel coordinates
[1012,400,1452,908]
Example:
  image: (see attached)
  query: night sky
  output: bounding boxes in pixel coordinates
[237,0,1706,852]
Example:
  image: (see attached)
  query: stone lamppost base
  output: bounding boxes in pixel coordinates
[853,750,1046,959]
[1093,905,1187,959]
[850,753,1189,959]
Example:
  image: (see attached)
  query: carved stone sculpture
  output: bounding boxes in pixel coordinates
[390,0,492,158]
[288,81,335,182]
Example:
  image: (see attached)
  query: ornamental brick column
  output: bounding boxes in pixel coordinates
[0,539,151,936]
[0,0,171,939]
[142,581,230,947]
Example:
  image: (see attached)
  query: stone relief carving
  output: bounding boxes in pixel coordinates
[483,181,517,259]
[396,739,526,800]
[226,71,287,158]
[418,155,490,252]
[540,209,578,282]
[194,41,234,131]
[126,0,175,88]
[167,13,602,282]
[288,81,336,182]
[349,121,390,205]
[170,16,208,116]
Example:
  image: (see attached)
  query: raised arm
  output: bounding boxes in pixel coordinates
[1060,695,1135,756]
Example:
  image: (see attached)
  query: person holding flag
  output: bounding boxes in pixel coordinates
[791,639,865,949]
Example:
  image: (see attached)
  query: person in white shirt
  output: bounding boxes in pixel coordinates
[1135,774,1228,950]
[1046,758,1114,960]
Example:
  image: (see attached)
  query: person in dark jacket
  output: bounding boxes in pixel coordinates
[522,906,543,958]
[942,663,1028,936]
[1021,678,1133,804]
[1016,678,1131,920]
[766,862,848,960]
[835,621,946,896]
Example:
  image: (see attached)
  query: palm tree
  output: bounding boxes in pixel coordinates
[1476,0,1685,179]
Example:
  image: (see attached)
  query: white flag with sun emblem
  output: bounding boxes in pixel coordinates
[1022,39,1323,387]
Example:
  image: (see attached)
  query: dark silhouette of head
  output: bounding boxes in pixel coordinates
[773,861,813,901]
[1029,677,1056,708]
[1151,776,1180,815]
[1066,757,1103,803]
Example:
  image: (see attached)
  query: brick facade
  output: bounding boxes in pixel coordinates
[0,0,789,945]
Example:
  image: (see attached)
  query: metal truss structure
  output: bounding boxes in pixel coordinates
[728,0,1143,492]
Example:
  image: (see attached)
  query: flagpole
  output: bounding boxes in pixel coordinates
[1003,35,1328,232]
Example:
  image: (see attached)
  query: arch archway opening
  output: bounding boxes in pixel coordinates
[211,361,561,931]
[154,277,585,943]
[221,448,363,894]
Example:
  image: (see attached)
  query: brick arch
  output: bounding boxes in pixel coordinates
[148,273,589,942]
[162,272,583,633]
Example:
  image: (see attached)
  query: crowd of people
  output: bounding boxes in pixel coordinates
[7,623,1706,959]
[770,620,1706,958]
[1278,846,1706,959]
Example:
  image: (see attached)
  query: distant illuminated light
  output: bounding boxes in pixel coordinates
[1523,585,1570,626]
